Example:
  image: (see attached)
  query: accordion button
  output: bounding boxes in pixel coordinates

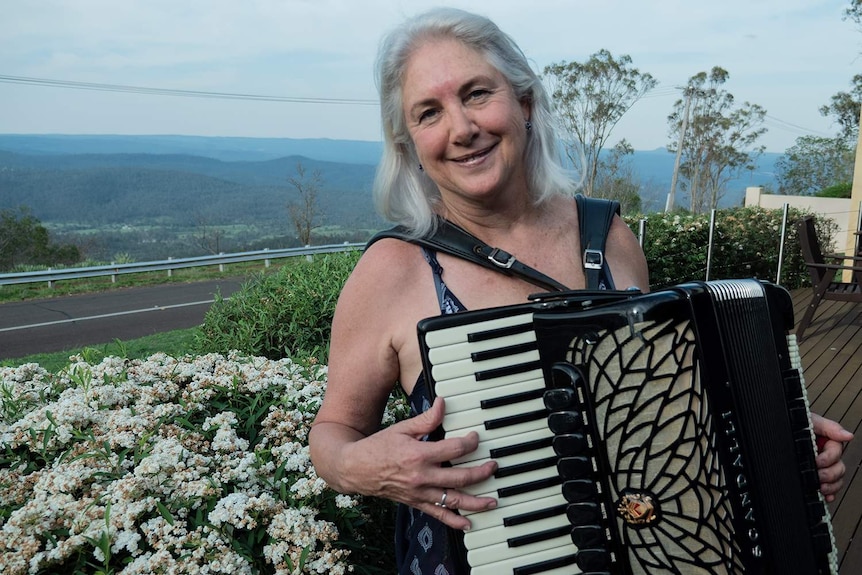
[567,501,601,525]
[571,525,605,548]
[576,548,610,571]
[543,388,577,411]
[553,432,588,456]
[548,410,584,434]
[562,479,597,503]
[558,456,591,479]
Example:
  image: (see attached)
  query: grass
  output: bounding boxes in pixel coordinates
[2,327,201,373]
[0,260,276,304]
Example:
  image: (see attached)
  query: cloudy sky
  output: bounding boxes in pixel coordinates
[1,0,859,153]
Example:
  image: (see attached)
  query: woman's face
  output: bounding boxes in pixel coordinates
[401,38,531,207]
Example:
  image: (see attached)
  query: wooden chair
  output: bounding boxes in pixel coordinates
[795,215,862,341]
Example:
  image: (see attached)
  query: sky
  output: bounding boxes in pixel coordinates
[1,0,860,154]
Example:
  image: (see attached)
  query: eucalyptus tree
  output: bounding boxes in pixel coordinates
[776,135,855,195]
[819,73,861,142]
[544,49,657,197]
[666,67,766,213]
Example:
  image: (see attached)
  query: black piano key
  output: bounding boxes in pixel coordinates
[481,387,545,410]
[512,552,578,575]
[557,456,591,479]
[800,468,820,491]
[562,479,598,503]
[783,369,803,398]
[498,475,563,498]
[485,408,548,430]
[571,525,605,548]
[543,387,577,411]
[472,340,537,362]
[508,524,572,548]
[476,359,542,381]
[496,456,558,478]
[788,403,809,429]
[467,321,534,343]
[491,436,553,459]
[806,500,826,525]
[553,432,588,456]
[548,410,583,434]
[811,526,833,556]
[504,503,568,527]
[567,501,601,525]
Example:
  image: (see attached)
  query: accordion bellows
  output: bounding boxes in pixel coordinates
[418,279,838,575]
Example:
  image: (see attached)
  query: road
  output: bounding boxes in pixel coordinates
[0,278,245,360]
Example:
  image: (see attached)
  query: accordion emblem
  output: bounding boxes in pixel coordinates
[418,279,838,575]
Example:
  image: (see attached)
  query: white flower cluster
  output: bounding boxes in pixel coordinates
[0,352,408,575]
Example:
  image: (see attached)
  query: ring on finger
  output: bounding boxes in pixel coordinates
[434,489,448,509]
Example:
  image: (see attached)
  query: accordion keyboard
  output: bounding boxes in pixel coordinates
[423,311,611,574]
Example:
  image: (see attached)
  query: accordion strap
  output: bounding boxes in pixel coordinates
[366,194,620,293]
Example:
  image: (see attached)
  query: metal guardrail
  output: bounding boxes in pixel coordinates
[0,243,364,287]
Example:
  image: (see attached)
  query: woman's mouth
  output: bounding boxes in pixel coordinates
[452,145,494,166]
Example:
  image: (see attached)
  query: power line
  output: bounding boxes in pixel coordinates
[0,74,379,106]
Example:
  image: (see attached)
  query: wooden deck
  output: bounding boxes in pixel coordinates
[791,287,862,573]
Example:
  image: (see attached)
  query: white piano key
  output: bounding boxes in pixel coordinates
[471,546,583,575]
[423,312,534,348]
[435,369,545,397]
[451,427,551,465]
[465,492,567,532]
[428,329,537,364]
[443,378,545,415]
[463,484,564,516]
[444,414,550,444]
[468,533,575,570]
[443,396,547,432]
[431,349,541,382]
[463,465,558,498]
[465,513,571,551]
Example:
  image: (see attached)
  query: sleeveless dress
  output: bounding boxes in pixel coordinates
[393,248,615,575]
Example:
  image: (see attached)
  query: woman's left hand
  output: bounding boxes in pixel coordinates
[811,413,853,502]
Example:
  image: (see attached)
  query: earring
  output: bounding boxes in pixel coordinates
[418,164,424,172]
[525,121,533,132]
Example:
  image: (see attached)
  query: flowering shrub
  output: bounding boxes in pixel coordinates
[0,353,408,575]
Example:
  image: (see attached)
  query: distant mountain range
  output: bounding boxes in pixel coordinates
[0,133,781,231]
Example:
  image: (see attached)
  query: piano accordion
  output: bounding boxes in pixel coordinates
[417,279,838,575]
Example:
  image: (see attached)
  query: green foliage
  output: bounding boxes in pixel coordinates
[195,251,362,361]
[0,207,82,272]
[816,182,853,199]
[629,206,837,289]
[775,135,855,195]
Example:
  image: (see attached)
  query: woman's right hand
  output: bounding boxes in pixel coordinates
[343,397,498,531]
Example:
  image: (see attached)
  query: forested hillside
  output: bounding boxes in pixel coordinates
[0,134,779,262]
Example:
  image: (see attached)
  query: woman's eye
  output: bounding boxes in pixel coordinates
[467,89,490,101]
[418,109,438,123]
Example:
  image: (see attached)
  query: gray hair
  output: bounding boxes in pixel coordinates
[373,7,577,237]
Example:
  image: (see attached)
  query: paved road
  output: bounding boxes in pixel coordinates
[0,278,245,360]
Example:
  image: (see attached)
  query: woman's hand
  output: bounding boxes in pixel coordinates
[811,413,853,502]
[344,397,498,531]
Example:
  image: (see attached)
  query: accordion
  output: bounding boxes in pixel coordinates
[417,279,838,575]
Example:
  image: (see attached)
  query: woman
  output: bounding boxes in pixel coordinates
[309,7,851,574]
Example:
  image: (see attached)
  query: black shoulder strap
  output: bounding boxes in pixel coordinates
[366,219,569,293]
[575,193,620,290]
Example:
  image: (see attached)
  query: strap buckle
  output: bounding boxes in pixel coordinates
[487,248,516,269]
[584,249,604,270]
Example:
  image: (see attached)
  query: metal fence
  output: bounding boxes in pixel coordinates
[0,243,364,288]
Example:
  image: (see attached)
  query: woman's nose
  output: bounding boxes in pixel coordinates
[448,107,478,145]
